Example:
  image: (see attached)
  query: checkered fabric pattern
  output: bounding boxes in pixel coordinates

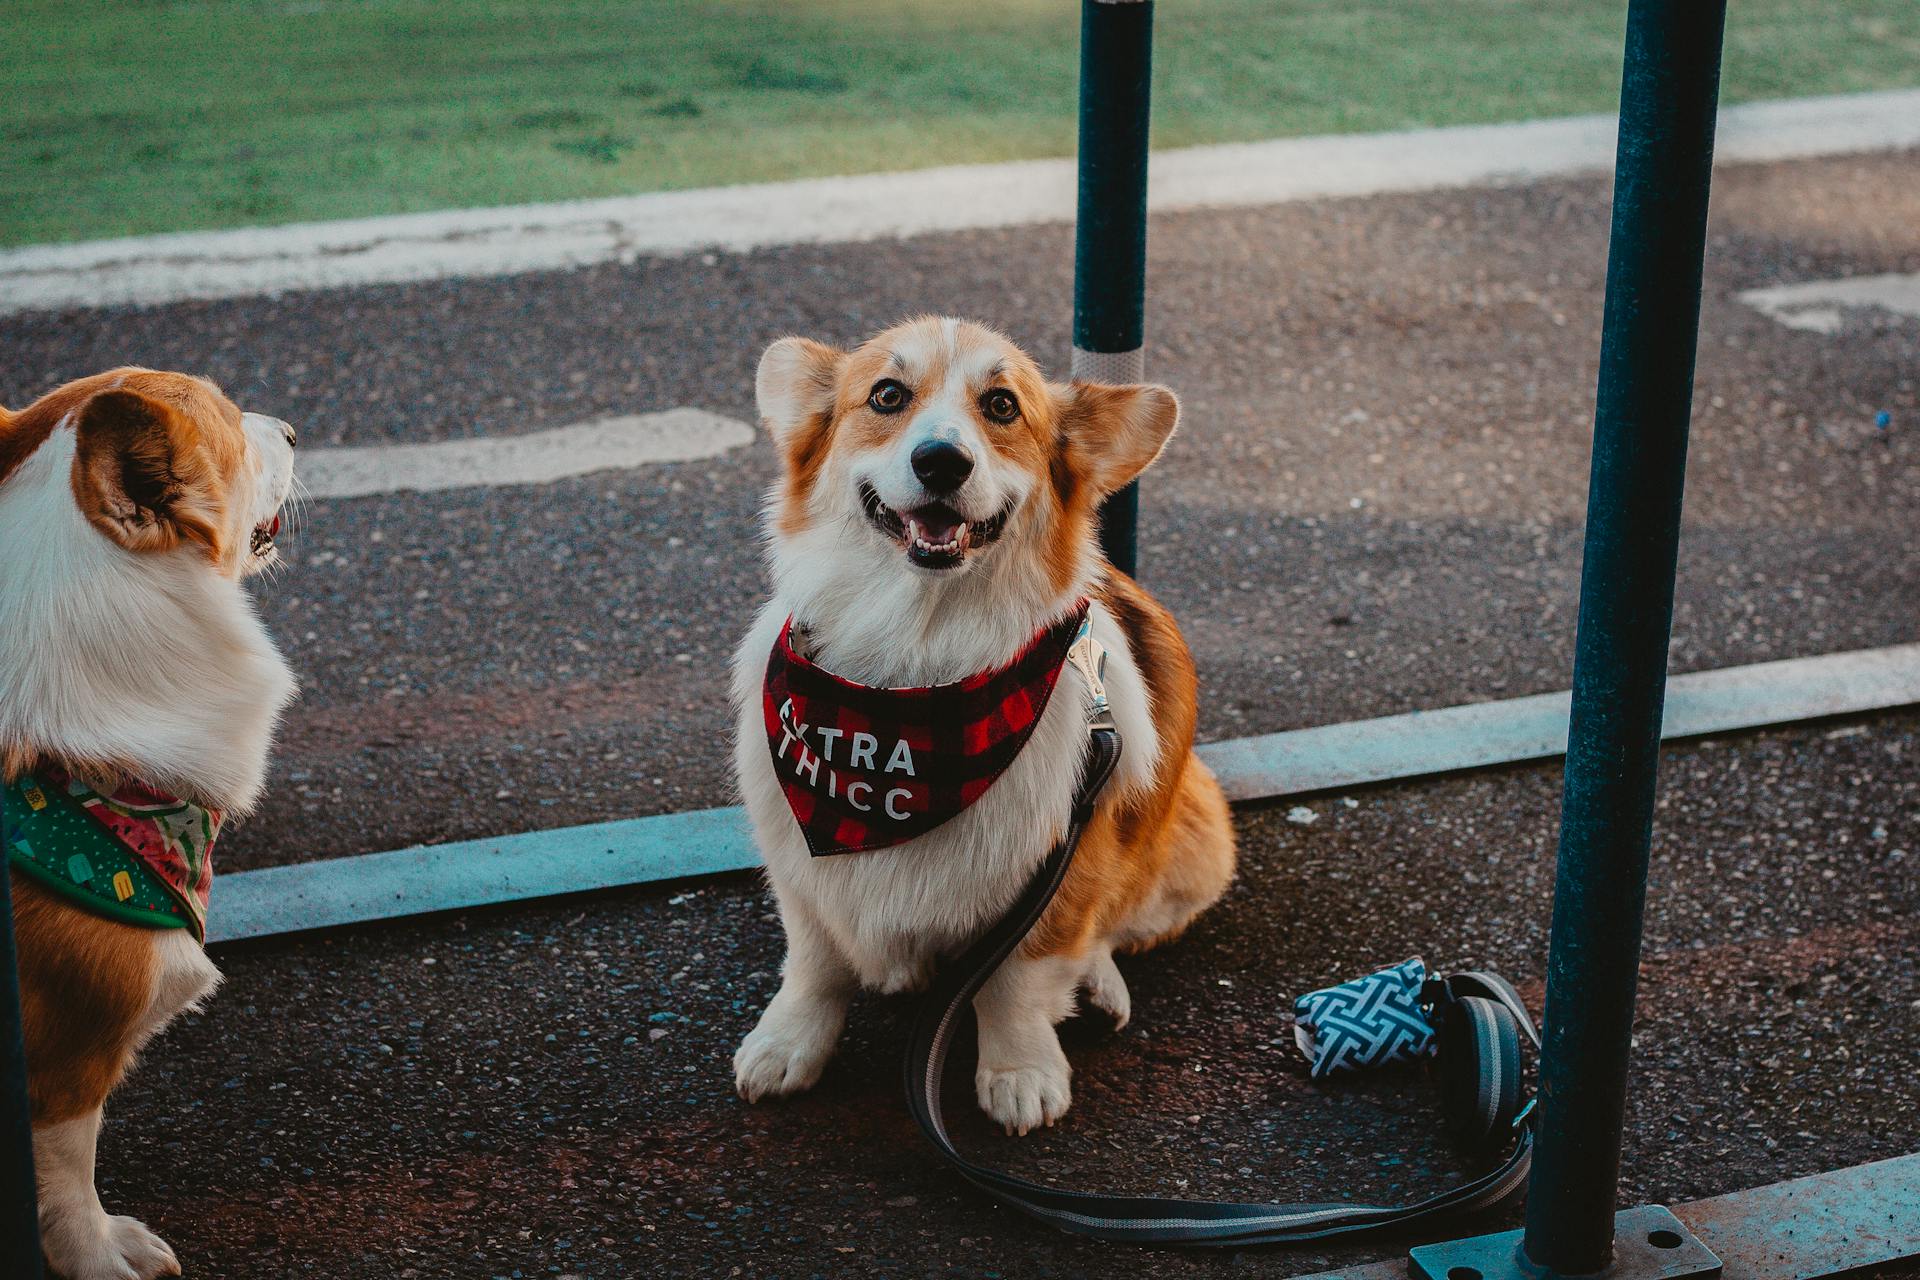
[1292,957,1438,1079]
[763,601,1089,857]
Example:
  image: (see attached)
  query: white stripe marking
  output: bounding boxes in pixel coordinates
[1737,271,1920,334]
[298,408,752,499]
[3,90,1918,316]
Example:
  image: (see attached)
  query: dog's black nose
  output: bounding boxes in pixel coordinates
[911,440,974,494]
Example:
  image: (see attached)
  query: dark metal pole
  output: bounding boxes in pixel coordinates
[0,795,44,1277]
[1523,1,1726,1272]
[1073,0,1152,577]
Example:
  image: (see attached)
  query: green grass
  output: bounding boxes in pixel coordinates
[4,1,1918,247]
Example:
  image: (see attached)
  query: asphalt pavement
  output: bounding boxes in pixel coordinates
[96,713,1920,1279]
[1,146,1916,1277]
[2,148,1916,870]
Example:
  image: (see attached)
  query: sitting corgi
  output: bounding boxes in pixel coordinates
[732,318,1234,1134]
[0,369,298,1279]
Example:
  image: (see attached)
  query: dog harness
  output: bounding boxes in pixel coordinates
[3,766,219,942]
[763,601,1090,856]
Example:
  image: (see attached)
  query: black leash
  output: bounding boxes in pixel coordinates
[904,709,1542,1245]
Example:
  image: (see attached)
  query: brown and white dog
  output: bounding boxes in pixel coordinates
[732,317,1234,1134]
[0,369,298,1279]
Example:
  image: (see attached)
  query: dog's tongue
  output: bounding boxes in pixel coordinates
[906,506,966,546]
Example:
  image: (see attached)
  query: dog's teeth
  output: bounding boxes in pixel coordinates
[908,520,968,556]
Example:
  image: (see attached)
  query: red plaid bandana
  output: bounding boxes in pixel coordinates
[764,602,1090,856]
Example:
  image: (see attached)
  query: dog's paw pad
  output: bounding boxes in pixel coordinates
[733,1022,833,1102]
[977,1062,1072,1136]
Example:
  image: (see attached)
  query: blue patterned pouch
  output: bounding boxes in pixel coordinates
[1292,957,1438,1079]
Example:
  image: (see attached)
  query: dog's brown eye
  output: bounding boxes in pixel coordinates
[981,389,1019,423]
[868,379,910,414]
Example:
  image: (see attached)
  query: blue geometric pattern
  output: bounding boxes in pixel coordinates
[1293,957,1438,1079]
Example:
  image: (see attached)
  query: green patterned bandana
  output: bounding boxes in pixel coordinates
[3,766,220,943]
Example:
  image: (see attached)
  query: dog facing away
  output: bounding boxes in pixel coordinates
[732,317,1234,1134]
[0,370,298,1279]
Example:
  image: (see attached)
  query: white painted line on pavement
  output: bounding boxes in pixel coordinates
[1737,271,1920,334]
[299,408,753,499]
[5,90,1919,316]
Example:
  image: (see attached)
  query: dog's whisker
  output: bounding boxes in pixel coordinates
[286,473,313,533]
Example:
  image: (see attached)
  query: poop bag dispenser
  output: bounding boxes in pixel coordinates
[1292,957,1439,1079]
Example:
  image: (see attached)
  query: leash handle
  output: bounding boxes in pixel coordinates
[904,724,1538,1246]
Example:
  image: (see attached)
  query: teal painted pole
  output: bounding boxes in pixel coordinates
[1073,0,1152,577]
[1523,0,1727,1271]
[0,793,44,1276]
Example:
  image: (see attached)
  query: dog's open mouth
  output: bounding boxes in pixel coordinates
[250,514,281,559]
[860,482,1010,571]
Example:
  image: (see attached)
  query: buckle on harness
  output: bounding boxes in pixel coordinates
[1066,617,1114,732]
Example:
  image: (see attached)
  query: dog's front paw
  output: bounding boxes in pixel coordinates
[734,1001,841,1102]
[976,1059,1073,1136]
[102,1216,180,1280]
[43,1212,180,1280]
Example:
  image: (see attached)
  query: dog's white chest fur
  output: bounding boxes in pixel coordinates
[731,596,1158,991]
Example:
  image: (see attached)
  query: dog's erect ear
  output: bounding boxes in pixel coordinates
[71,389,223,557]
[1054,381,1181,499]
[756,337,846,449]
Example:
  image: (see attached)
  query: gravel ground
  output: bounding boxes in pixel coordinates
[0,149,1914,869]
[2,149,1915,1277]
[90,711,1920,1279]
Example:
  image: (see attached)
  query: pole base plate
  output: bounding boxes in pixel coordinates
[1409,1205,1721,1280]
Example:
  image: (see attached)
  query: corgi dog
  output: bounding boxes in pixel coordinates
[732,317,1234,1135]
[0,370,298,1279]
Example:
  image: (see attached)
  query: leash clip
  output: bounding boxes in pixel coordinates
[1066,617,1114,732]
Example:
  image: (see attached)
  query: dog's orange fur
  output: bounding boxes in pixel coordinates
[771,338,852,539]
[0,406,61,489]
[1028,571,1233,960]
[2,370,256,1131]
[12,878,164,1125]
[770,318,1234,970]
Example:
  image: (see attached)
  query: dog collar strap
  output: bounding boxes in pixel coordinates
[764,601,1091,856]
[3,767,219,942]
